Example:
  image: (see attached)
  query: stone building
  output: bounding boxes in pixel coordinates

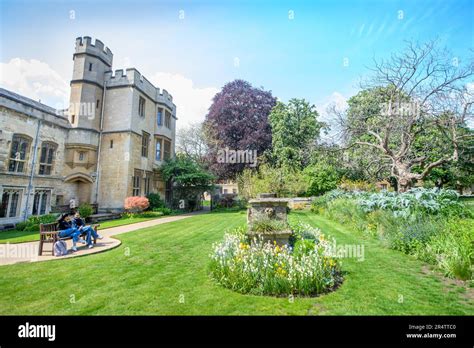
[0,36,176,225]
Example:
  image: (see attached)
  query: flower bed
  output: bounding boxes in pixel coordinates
[209,223,343,296]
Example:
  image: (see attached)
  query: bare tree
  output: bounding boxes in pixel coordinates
[339,40,473,191]
[176,122,209,164]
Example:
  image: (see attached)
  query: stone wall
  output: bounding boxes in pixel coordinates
[97,132,132,210]
[0,95,97,224]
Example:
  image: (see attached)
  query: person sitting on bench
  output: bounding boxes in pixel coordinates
[56,213,86,252]
[72,212,103,249]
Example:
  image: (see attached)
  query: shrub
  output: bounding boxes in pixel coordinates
[134,211,163,218]
[384,216,443,254]
[216,195,236,208]
[14,221,28,231]
[315,188,474,280]
[124,196,150,213]
[310,189,361,213]
[237,163,308,200]
[152,207,172,215]
[325,198,368,233]
[291,221,323,241]
[414,219,473,280]
[146,193,165,209]
[234,196,248,209]
[78,203,94,219]
[315,187,470,218]
[357,188,468,218]
[209,224,342,296]
[292,239,317,258]
[304,163,341,196]
[249,215,288,233]
[338,178,376,192]
[18,214,59,232]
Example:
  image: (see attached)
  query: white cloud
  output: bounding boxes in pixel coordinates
[0,58,70,109]
[149,72,218,130]
[0,58,218,129]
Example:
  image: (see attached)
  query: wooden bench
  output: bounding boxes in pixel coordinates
[39,222,100,256]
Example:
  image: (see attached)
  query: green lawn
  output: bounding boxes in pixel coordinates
[0,215,167,244]
[0,210,472,315]
[461,196,474,210]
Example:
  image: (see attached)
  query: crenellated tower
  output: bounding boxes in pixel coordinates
[65,37,114,204]
[69,36,113,130]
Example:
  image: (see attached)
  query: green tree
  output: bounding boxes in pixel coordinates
[340,41,473,191]
[414,125,474,190]
[269,98,323,170]
[303,162,341,196]
[237,162,308,199]
[161,154,215,211]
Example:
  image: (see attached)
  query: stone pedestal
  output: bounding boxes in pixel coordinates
[247,198,289,224]
[246,195,291,246]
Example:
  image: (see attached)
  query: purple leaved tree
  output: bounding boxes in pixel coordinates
[204,80,277,179]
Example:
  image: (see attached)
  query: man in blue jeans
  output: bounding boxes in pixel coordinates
[72,212,103,248]
[57,213,85,252]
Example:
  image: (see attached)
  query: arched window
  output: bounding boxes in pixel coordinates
[8,135,31,173]
[38,142,57,175]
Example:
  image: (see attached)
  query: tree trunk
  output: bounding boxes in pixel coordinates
[393,161,415,192]
[397,177,411,192]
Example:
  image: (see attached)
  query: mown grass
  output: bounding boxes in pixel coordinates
[0,210,471,315]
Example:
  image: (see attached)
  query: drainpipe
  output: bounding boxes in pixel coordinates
[23,118,42,221]
[94,81,107,206]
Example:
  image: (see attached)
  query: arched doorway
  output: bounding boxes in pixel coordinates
[64,173,94,205]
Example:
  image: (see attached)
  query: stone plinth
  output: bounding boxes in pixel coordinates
[247,196,291,246]
[247,198,289,224]
[288,197,313,210]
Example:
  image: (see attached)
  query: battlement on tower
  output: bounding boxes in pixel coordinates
[75,36,113,67]
[105,68,175,111]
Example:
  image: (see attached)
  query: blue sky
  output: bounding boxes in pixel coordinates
[0,0,473,128]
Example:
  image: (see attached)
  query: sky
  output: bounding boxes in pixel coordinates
[0,0,473,131]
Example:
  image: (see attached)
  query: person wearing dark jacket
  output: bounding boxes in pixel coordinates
[56,213,85,251]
